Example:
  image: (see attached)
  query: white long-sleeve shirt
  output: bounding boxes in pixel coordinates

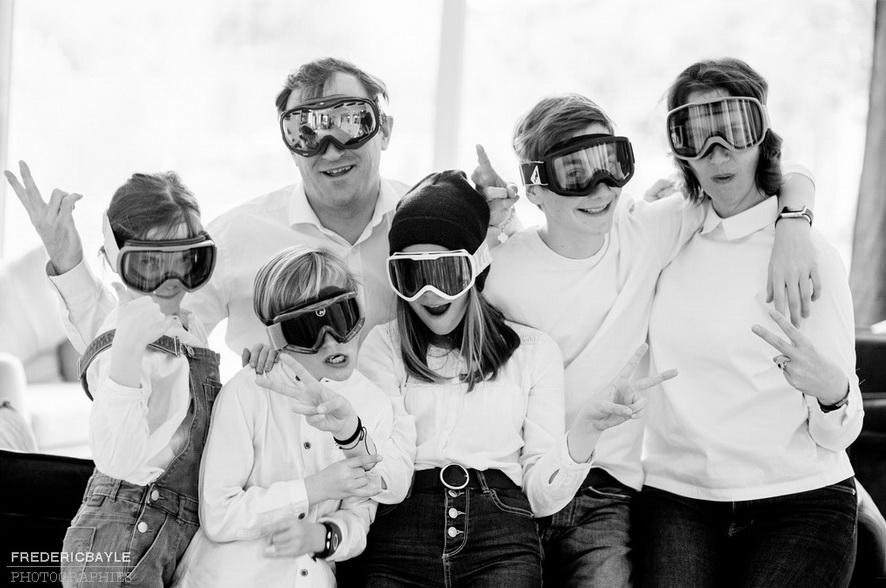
[484,194,703,490]
[87,307,208,485]
[175,361,402,588]
[645,197,863,501]
[47,178,408,355]
[358,320,593,518]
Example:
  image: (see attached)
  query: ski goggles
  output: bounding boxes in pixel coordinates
[102,214,216,294]
[266,290,365,353]
[387,243,492,302]
[666,96,770,160]
[279,96,383,157]
[519,134,635,197]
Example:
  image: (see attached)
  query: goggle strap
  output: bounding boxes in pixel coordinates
[519,162,548,187]
[266,323,289,351]
[473,241,492,273]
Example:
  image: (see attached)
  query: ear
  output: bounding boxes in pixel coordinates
[525,185,545,209]
[379,115,394,151]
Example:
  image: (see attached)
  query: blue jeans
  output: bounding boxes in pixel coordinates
[635,478,858,588]
[539,468,634,588]
[362,482,542,587]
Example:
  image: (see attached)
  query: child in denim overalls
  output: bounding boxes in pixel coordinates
[58,172,220,587]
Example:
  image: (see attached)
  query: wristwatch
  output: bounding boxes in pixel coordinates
[819,384,850,413]
[315,522,341,559]
[777,205,814,226]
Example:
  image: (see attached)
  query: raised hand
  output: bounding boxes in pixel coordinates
[767,221,821,327]
[4,161,85,273]
[751,309,847,405]
[576,344,678,433]
[305,454,383,503]
[471,144,519,230]
[111,283,174,350]
[256,354,358,439]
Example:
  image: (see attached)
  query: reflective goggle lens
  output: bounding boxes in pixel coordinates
[267,292,364,353]
[280,97,381,157]
[387,246,490,302]
[520,135,635,197]
[667,96,768,160]
[117,235,216,293]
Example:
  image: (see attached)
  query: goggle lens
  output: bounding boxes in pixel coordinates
[280,97,380,157]
[388,255,473,300]
[667,96,768,160]
[116,236,216,293]
[520,135,635,197]
[268,293,364,353]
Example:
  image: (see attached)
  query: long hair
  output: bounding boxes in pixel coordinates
[666,57,783,203]
[395,287,521,392]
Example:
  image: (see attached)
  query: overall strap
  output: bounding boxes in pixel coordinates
[78,330,188,400]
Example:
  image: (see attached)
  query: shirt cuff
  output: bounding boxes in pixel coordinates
[46,258,102,303]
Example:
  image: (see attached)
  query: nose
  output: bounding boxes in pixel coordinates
[318,332,340,350]
[707,144,731,164]
[321,142,344,161]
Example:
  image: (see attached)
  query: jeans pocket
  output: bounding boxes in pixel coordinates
[583,485,634,503]
[61,526,95,577]
[489,488,534,518]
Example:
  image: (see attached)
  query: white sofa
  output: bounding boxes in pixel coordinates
[0,247,92,457]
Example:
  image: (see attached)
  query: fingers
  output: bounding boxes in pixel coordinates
[631,368,678,392]
[766,308,808,346]
[471,144,505,189]
[58,192,83,219]
[771,282,786,319]
[343,454,383,470]
[616,344,648,381]
[773,354,791,370]
[3,169,32,213]
[750,323,790,355]
[799,277,813,320]
[785,283,802,327]
[278,353,317,386]
[475,144,491,169]
[241,347,251,367]
[317,394,350,416]
[810,265,822,302]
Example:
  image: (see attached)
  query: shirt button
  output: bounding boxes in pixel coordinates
[303,442,311,450]
[137,522,148,533]
[448,490,459,498]
[298,513,306,520]
[448,508,459,519]
[300,569,308,576]
[447,527,458,538]
[150,490,160,501]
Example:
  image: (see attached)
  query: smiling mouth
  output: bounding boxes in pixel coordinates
[325,353,349,366]
[577,200,613,215]
[322,165,354,177]
[423,303,451,316]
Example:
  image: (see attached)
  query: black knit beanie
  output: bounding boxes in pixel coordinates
[388,170,491,290]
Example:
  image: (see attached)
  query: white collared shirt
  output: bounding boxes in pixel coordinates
[87,307,208,485]
[645,196,863,501]
[174,363,393,588]
[358,320,593,518]
[47,177,409,355]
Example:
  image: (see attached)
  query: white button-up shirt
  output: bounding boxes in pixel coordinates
[645,197,863,501]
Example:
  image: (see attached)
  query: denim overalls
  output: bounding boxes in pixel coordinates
[61,331,221,588]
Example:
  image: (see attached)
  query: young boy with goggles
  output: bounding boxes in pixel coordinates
[473,92,818,587]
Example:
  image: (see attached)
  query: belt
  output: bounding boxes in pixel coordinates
[412,464,518,492]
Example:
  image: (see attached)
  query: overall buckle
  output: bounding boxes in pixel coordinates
[439,463,470,490]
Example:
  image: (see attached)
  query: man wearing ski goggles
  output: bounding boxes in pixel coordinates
[279,96,385,158]
[519,134,635,196]
[387,242,492,302]
[666,95,770,161]
[102,214,216,294]
[266,289,365,353]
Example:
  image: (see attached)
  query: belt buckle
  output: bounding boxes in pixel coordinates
[439,463,469,490]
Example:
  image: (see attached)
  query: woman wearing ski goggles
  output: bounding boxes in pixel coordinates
[519,134,635,196]
[266,289,365,353]
[386,243,492,302]
[103,213,216,293]
[666,95,769,161]
[279,96,384,157]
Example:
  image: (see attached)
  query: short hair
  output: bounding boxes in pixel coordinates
[106,171,203,245]
[512,93,614,162]
[253,246,358,325]
[666,57,783,203]
[275,57,389,114]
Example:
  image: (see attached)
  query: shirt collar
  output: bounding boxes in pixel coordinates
[700,196,778,240]
[287,177,401,231]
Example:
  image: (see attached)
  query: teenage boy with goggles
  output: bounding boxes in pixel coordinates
[18,58,412,366]
[474,93,817,587]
